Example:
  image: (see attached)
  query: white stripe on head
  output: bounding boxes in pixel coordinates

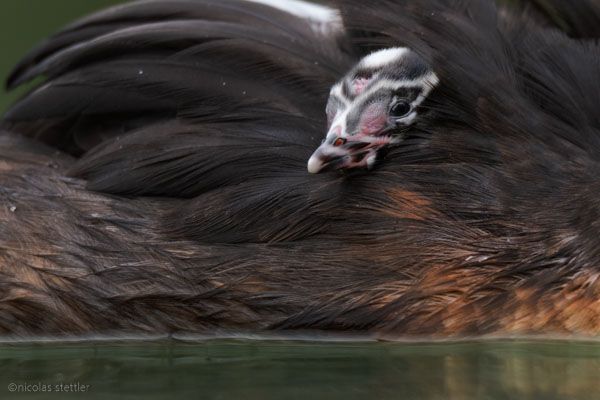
[354,71,440,107]
[348,72,438,119]
[411,72,440,108]
[329,82,350,106]
[356,72,440,108]
[325,71,439,139]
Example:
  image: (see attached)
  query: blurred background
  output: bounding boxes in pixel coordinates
[0,1,124,113]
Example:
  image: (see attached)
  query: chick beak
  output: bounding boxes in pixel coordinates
[307,139,377,174]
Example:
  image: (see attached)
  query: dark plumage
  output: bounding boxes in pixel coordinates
[1,0,599,338]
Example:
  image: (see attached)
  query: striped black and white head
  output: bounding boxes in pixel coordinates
[307,47,439,173]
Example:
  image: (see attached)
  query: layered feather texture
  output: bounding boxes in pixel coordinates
[1,0,600,337]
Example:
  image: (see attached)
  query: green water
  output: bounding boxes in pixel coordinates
[0,339,599,400]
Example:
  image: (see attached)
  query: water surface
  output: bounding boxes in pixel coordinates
[1,338,599,399]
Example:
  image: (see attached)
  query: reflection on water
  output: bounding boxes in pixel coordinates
[0,339,599,399]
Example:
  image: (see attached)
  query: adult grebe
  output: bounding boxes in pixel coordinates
[1,0,599,337]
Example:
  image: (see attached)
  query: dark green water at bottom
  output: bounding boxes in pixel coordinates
[0,338,599,400]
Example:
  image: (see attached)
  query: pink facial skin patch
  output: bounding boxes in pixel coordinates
[351,76,372,96]
[357,102,388,136]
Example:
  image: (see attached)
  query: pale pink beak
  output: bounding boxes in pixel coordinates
[307,138,379,174]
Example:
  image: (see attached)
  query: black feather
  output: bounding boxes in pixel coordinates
[3,0,353,155]
[1,0,600,337]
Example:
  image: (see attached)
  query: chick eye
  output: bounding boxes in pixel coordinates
[333,138,346,147]
[390,101,412,118]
